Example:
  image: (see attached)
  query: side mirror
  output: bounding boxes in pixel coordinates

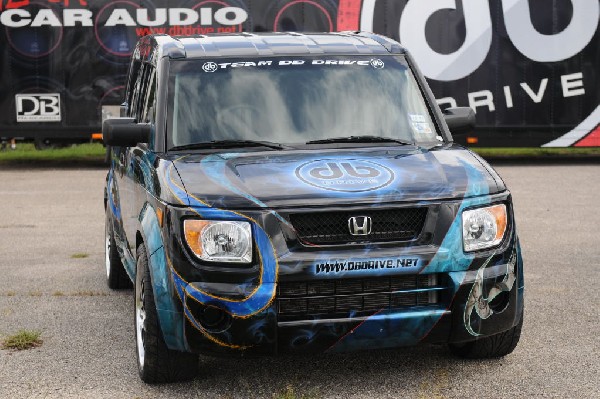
[443,107,476,135]
[103,118,151,147]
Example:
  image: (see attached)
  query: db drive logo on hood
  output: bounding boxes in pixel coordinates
[295,160,395,193]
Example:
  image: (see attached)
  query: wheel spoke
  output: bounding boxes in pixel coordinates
[136,277,146,367]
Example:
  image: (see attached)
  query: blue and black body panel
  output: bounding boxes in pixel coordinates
[103,33,523,357]
[105,143,524,356]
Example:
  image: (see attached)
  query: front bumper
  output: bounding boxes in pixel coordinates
[180,235,524,356]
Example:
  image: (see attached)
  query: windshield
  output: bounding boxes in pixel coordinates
[167,56,440,149]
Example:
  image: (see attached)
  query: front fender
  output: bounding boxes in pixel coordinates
[139,203,187,352]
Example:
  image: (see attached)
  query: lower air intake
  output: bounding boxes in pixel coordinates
[277,274,444,321]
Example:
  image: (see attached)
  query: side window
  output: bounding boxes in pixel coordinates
[141,68,156,124]
[125,59,142,113]
[129,64,145,119]
[125,63,154,146]
[130,63,154,121]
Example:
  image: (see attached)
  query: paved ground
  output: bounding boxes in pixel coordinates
[0,164,598,398]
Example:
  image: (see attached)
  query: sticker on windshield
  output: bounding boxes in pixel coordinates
[202,62,218,73]
[412,122,433,135]
[409,114,427,123]
[200,59,387,71]
[409,115,432,135]
[370,59,385,69]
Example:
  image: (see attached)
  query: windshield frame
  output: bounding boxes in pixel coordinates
[165,54,448,152]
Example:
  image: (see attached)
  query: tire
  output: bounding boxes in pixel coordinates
[449,313,524,359]
[135,244,199,384]
[105,212,132,289]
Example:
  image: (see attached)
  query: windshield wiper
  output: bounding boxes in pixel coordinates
[169,140,286,151]
[306,135,414,145]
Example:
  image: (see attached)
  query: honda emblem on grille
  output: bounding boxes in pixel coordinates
[348,216,372,236]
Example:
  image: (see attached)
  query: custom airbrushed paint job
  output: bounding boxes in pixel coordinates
[104,32,523,356]
[105,143,524,354]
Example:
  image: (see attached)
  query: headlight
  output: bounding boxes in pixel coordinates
[184,220,252,264]
[462,204,507,252]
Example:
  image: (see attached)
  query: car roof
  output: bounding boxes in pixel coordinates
[146,31,406,60]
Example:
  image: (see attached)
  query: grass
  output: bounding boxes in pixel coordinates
[275,386,297,399]
[0,142,598,164]
[274,386,319,399]
[471,147,600,158]
[1,330,43,350]
[0,142,105,164]
[71,253,89,259]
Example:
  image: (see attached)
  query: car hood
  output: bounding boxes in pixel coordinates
[168,145,503,209]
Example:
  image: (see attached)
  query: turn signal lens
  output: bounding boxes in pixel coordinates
[183,220,252,264]
[462,204,507,252]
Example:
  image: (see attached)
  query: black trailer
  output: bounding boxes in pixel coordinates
[1,0,598,147]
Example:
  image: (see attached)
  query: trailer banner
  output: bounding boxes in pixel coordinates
[0,0,598,146]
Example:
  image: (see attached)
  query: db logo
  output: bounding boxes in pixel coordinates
[202,62,218,73]
[295,159,395,192]
[370,59,385,69]
[15,94,61,122]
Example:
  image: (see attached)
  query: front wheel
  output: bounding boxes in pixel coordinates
[449,313,524,359]
[135,244,198,384]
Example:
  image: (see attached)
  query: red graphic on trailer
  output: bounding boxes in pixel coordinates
[336,0,361,31]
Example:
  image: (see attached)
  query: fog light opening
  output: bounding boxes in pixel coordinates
[489,290,510,314]
[197,305,231,333]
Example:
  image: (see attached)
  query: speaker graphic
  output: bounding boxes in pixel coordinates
[5,2,63,64]
[269,0,338,32]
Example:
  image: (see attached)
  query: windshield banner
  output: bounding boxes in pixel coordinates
[0,0,598,146]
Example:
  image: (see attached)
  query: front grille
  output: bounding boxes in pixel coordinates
[277,274,444,320]
[289,208,428,245]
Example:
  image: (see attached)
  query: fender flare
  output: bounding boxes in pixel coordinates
[138,203,187,352]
